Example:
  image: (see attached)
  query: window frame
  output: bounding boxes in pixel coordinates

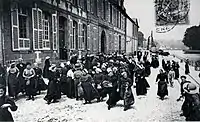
[42,16,50,50]
[11,7,30,51]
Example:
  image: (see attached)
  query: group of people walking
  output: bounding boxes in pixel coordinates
[0,50,200,121]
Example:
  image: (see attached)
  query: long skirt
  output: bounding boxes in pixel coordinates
[106,87,121,106]
[25,78,37,97]
[66,77,73,98]
[121,87,135,107]
[44,80,61,101]
[174,69,179,79]
[136,79,147,96]
[17,75,25,93]
[8,74,18,97]
[60,76,68,95]
[157,81,168,98]
[81,82,100,102]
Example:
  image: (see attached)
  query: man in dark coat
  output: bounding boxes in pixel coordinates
[16,58,26,94]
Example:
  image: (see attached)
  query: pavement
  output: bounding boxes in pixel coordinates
[11,55,197,122]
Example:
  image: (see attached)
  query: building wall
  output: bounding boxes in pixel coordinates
[126,18,138,54]
[0,2,2,64]
[2,0,128,64]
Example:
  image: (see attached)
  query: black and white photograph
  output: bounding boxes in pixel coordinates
[0,0,200,121]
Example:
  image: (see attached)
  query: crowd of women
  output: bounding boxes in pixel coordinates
[0,51,200,121]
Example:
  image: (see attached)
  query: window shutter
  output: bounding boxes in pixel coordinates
[32,8,38,50]
[11,7,19,51]
[69,19,73,49]
[38,9,43,49]
[52,13,58,50]
[80,23,83,49]
[87,24,90,50]
[78,22,82,50]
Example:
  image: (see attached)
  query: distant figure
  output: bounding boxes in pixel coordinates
[43,56,51,79]
[185,59,190,75]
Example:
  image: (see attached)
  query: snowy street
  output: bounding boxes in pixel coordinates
[11,55,197,122]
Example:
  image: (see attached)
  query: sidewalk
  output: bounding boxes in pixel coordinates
[170,55,200,86]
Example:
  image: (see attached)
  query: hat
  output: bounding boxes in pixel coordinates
[45,56,50,60]
[183,83,199,94]
[113,67,118,72]
[60,63,65,68]
[66,61,70,65]
[181,75,187,79]
[18,58,23,61]
[83,69,88,74]
[107,68,112,73]
[49,64,56,71]
[109,60,114,63]
[95,68,102,73]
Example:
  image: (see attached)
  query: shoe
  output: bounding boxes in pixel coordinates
[108,106,111,110]
[124,107,128,111]
[52,99,59,103]
[26,97,31,101]
[161,97,164,100]
[180,113,184,116]
[32,97,35,101]
[83,101,88,104]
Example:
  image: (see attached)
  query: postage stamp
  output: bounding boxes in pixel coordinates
[155,0,190,33]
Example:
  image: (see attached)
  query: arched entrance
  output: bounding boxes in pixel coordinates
[101,30,106,53]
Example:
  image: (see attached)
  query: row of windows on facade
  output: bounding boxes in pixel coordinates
[69,0,125,31]
[89,0,125,30]
[11,7,89,51]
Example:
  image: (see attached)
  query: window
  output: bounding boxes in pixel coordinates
[82,24,87,50]
[93,0,97,16]
[32,8,57,50]
[11,6,30,50]
[72,0,77,6]
[116,10,119,27]
[71,20,78,49]
[110,4,112,23]
[43,14,50,49]
[103,0,106,19]
[119,13,121,29]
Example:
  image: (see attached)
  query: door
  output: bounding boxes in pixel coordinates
[59,17,67,60]
[101,30,106,53]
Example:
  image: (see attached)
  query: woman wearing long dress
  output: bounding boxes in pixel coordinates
[135,71,148,96]
[7,63,19,99]
[43,56,51,78]
[156,69,168,100]
[23,62,36,100]
[185,59,190,75]
[120,72,135,111]
[81,69,100,104]
[44,64,61,104]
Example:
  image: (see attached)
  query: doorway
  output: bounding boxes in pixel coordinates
[59,16,67,60]
[101,30,106,53]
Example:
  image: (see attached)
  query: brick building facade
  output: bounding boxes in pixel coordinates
[0,0,137,65]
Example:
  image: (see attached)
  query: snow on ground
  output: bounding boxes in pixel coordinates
[12,55,188,122]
